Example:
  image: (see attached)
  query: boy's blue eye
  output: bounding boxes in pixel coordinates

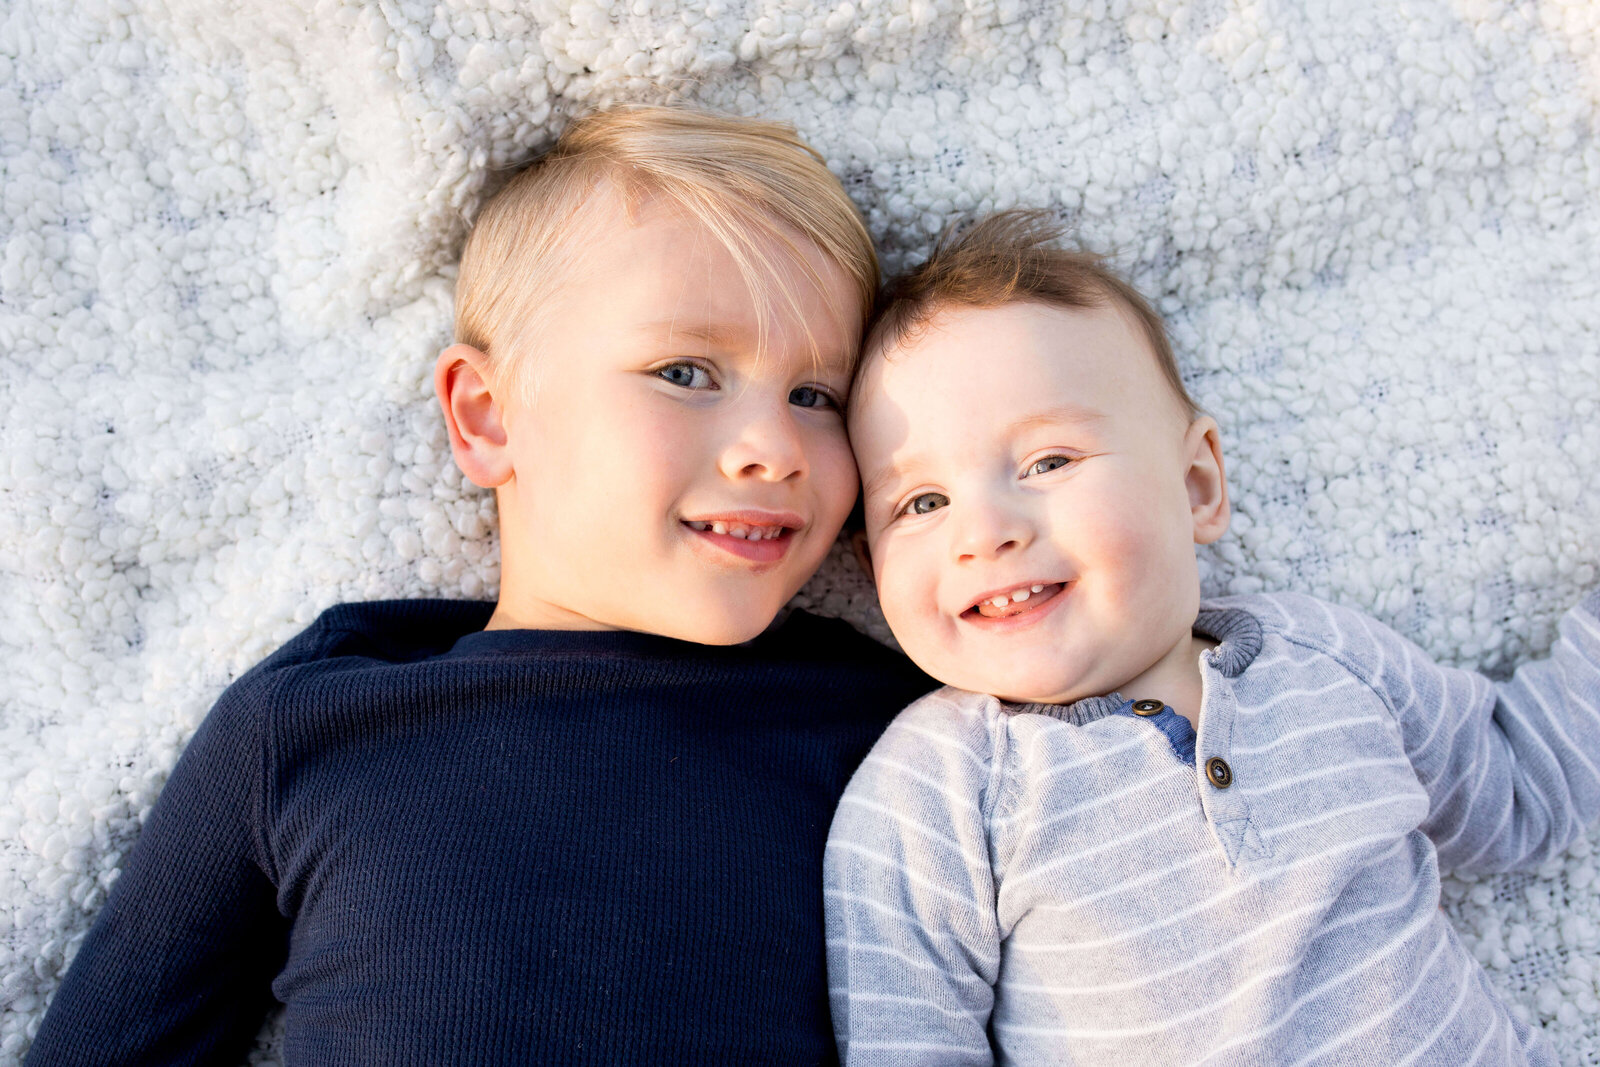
[1026,455,1072,477]
[657,362,715,390]
[789,385,838,410]
[906,492,949,515]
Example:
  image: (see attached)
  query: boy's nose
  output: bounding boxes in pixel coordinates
[717,406,808,482]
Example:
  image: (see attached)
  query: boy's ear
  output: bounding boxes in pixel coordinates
[435,344,513,489]
[1184,416,1231,545]
[849,530,876,584]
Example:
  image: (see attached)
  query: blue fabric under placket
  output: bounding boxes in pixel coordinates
[1114,698,1197,765]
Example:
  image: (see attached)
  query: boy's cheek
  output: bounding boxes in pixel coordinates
[814,427,859,500]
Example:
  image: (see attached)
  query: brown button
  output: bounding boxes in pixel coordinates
[1205,757,1233,789]
[1132,699,1165,716]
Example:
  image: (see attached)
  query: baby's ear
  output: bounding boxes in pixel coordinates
[435,344,513,488]
[1183,416,1231,545]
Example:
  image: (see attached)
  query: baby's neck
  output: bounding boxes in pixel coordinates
[1116,633,1218,729]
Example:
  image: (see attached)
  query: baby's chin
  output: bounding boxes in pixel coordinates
[931,667,1097,706]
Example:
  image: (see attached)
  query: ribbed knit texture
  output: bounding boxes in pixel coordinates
[825,591,1600,1066]
[25,600,932,1067]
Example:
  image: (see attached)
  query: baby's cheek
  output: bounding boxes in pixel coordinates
[876,548,940,637]
[1082,512,1179,592]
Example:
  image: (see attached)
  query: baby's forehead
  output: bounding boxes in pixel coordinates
[853,298,1186,424]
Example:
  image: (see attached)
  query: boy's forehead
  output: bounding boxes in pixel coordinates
[536,192,861,371]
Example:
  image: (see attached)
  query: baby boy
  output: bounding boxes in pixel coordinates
[825,210,1600,1065]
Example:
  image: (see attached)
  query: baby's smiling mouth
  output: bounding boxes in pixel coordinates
[966,582,1066,620]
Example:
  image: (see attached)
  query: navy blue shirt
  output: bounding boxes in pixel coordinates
[26,600,932,1066]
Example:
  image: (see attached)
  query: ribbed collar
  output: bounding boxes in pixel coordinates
[443,606,816,662]
[1005,600,1265,727]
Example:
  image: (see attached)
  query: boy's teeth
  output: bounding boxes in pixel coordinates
[689,520,784,540]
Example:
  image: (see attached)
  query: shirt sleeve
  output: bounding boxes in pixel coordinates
[823,693,1003,1067]
[1334,589,1600,874]
[25,674,290,1066]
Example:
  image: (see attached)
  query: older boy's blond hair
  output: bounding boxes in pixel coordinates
[865,210,1199,420]
[454,105,877,403]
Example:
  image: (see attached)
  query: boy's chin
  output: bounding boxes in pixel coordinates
[641,603,785,647]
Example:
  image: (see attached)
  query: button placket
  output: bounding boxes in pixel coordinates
[1192,672,1269,866]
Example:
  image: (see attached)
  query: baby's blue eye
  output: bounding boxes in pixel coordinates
[657,362,715,390]
[907,492,949,515]
[789,385,838,410]
[1026,455,1072,477]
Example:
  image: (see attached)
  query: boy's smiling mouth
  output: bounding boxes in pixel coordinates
[685,520,788,541]
[964,581,1067,621]
[681,512,801,565]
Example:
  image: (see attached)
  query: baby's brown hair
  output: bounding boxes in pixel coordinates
[862,210,1197,420]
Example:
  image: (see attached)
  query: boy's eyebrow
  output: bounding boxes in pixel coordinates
[639,319,750,349]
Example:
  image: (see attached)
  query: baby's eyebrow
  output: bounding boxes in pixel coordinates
[859,465,903,506]
[1008,404,1106,432]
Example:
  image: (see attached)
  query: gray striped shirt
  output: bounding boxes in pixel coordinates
[825,591,1600,1065]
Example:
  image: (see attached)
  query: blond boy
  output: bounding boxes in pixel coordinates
[27,107,931,1066]
[825,211,1599,1065]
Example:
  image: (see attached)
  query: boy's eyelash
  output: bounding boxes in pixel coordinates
[790,384,843,410]
[654,360,716,389]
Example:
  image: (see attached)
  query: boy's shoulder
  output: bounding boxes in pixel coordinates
[209,599,496,727]
[256,598,496,675]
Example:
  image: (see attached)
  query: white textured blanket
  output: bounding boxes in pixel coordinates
[2,0,1598,1062]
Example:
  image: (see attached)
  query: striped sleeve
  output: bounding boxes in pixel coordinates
[824,692,1004,1066]
[1314,590,1600,874]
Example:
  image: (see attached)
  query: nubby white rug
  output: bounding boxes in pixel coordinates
[2,0,1598,1061]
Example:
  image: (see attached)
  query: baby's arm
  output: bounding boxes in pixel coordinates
[824,693,1004,1067]
[25,678,288,1065]
[1312,590,1600,874]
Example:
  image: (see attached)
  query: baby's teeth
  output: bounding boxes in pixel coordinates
[989,595,1009,608]
[711,522,727,535]
[745,528,762,541]
[1031,585,1044,593]
[1012,588,1032,602]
